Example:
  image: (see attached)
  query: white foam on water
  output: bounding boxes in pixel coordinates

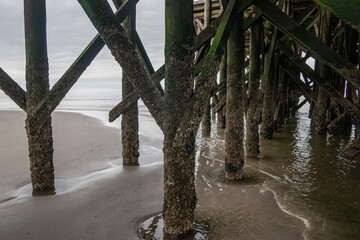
[263,182,311,240]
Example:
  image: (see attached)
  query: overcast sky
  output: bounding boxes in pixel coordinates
[0,0,165,99]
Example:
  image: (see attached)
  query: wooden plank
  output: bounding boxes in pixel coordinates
[253,0,360,91]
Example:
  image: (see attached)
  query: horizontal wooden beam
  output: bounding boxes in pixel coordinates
[253,0,360,91]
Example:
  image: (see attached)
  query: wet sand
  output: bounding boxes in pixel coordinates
[0,110,306,239]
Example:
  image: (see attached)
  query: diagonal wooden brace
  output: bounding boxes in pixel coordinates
[27,0,139,119]
[0,68,26,111]
[77,0,165,129]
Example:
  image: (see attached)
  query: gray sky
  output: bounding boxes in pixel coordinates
[0,0,165,99]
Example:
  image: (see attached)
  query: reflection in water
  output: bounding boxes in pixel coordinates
[256,106,360,239]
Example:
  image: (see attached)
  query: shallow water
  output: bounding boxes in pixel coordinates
[254,110,360,239]
[191,105,359,239]
[135,103,360,239]
[197,107,360,239]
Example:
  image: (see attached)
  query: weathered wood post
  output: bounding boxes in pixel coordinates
[225,13,245,179]
[245,14,261,157]
[314,8,331,135]
[201,0,212,137]
[163,0,197,234]
[119,0,139,165]
[24,0,55,195]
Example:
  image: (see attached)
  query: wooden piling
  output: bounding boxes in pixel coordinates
[162,0,196,235]
[225,13,245,180]
[24,0,55,195]
[118,0,139,165]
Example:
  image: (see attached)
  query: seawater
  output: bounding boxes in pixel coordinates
[246,106,360,239]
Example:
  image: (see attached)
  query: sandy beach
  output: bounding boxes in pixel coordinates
[0,110,307,239]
